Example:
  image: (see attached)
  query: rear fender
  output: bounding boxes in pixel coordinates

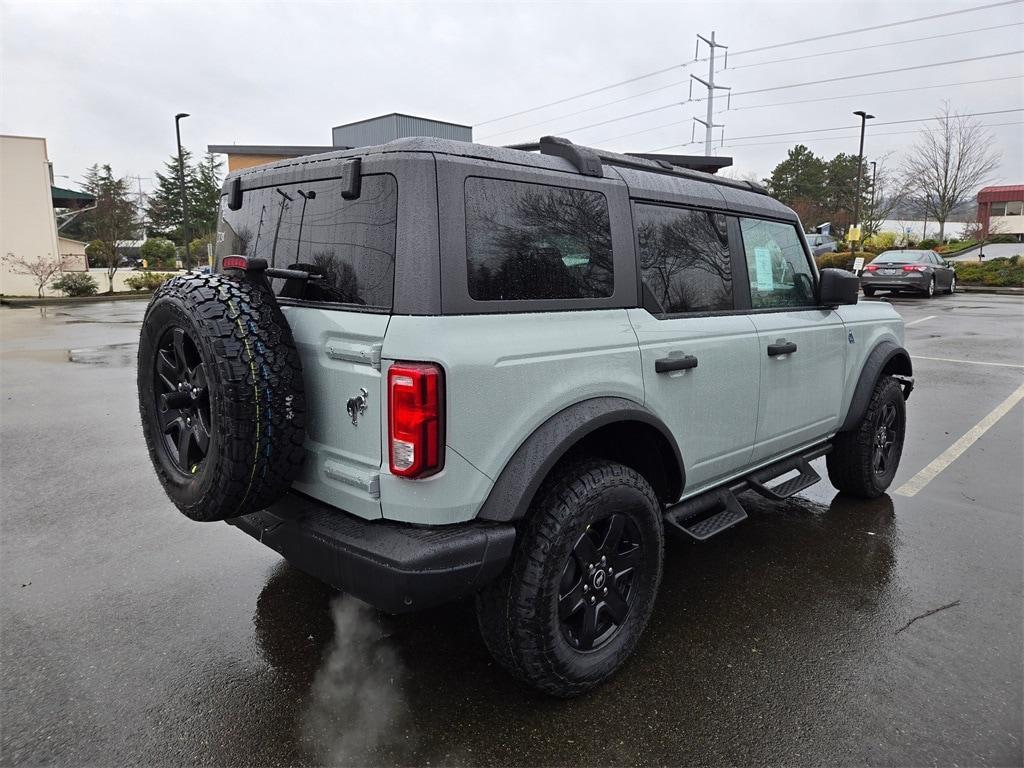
[475,397,685,522]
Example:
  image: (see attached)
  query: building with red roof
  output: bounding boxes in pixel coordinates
[977,185,1024,240]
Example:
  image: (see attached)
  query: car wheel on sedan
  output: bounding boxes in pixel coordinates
[946,274,956,295]
[924,276,935,298]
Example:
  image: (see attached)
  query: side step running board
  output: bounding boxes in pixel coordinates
[747,456,821,501]
[664,443,831,542]
[665,488,747,542]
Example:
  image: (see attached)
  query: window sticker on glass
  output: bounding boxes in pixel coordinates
[753,246,774,291]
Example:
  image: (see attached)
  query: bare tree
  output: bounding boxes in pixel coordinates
[860,154,911,238]
[903,102,1000,242]
[3,252,62,298]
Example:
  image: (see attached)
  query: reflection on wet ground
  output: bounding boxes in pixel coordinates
[66,342,137,366]
[239,492,901,766]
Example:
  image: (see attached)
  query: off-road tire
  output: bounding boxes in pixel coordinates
[475,460,663,697]
[827,375,905,498]
[138,273,306,521]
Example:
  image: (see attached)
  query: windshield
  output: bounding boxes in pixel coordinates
[876,250,930,263]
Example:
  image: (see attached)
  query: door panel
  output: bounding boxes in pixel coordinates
[629,309,760,493]
[284,307,389,519]
[748,310,846,461]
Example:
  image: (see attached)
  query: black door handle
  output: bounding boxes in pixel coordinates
[656,355,698,373]
[767,341,798,357]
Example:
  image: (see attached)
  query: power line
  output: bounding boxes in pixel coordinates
[474,63,688,127]
[478,79,689,140]
[553,102,687,136]
[699,50,1024,101]
[594,76,1023,145]
[647,108,1024,151]
[718,120,1024,151]
[728,0,1024,58]
[715,75,1024,114]
[473,0,1023,127]
[728,21,1024,70]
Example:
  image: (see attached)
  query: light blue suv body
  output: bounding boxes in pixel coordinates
[211,136,912,693]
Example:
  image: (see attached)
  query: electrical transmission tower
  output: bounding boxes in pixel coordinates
[689,31,730,156]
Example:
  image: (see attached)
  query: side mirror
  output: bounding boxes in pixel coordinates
[818,267,859,306]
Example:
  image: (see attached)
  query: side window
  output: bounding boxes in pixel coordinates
[217,174,398,310]
[634,204,733,315]
[464,177,613,301]
[739,218,816,309]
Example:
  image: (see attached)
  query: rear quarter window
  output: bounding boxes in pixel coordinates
[216,173,397,310]
[464,177,614,301]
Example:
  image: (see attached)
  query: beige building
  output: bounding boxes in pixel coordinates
[1,135,63,296]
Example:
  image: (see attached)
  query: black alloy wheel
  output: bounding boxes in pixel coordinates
[154,326,212,475]
[558,512,643,652]
[872,402,899,477]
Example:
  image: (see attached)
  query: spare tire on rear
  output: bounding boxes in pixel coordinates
[137,273,306,521]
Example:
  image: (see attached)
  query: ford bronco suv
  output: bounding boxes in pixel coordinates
[137,136,912,697]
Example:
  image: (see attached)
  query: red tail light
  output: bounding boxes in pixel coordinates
[388,362,444,478]
[902,264,927,272]
[864,264,878,272]
[222,256,248,270]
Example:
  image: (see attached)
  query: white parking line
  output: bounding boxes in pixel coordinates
[904,315,937,327]
[913,355,1024,369]
[895,381,1024,497]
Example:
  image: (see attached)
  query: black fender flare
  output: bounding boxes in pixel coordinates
[475,397,685,523]
[839,341,913,432]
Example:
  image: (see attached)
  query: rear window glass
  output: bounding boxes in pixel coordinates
[216,174,397,309]
[464,177,613,301]
[876,250,930,263]
[635,204,733,314]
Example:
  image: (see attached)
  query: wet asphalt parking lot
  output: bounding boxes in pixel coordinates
[1,292,1022,767]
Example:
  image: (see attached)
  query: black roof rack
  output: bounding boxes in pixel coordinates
[505,136,767,196]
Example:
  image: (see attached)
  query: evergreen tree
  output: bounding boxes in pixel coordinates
[146,150,223,247]
[763,145,827,225]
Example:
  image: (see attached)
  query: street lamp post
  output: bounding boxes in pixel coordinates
[175,113,192,268]
[851,110,875,257]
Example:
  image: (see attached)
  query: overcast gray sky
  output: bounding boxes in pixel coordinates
[2,0,1022,194]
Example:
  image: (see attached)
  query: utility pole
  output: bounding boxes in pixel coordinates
[175,113,192,267]
[851,110,875,257]
[690,31,730,156]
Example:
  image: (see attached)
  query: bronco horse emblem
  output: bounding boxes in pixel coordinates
[346,387,369,425]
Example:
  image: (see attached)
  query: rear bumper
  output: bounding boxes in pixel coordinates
[860,272,929,290]
[228,493,516,613]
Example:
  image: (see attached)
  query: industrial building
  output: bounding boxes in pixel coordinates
[208,113,472,171]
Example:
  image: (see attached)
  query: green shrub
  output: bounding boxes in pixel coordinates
[816,251,878,271]
[862,231,898,252]
[953,258,1024,287]
[988,234,1018,244]
[140,238,177,269]
[50,272,99,297]
[918,238,939,250]
[124,271,175,292]
[936,240,977,254]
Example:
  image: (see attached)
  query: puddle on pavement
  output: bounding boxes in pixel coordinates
[66,342,138,366]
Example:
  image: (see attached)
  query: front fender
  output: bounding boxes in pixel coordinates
[839,341,913,432]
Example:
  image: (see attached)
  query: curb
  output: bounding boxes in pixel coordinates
[955,285,1024,295]
[0,293,153,307]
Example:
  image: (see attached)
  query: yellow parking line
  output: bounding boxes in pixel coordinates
[895,381,1024,497]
